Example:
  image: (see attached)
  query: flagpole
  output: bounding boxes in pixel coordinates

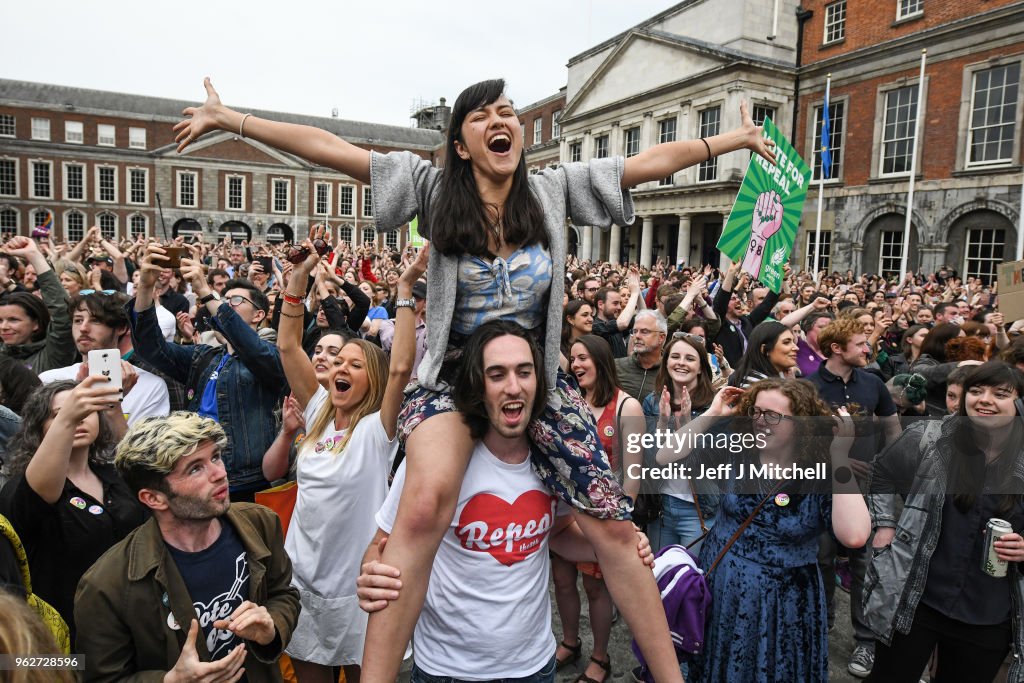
[813,74,831,285]
[899,49,927,283]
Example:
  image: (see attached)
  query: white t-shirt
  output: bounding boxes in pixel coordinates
[287,386,398,589]
[377,443,567,680]
[284,386,399,664]
[38,362,170,425]
[155,305,176,341]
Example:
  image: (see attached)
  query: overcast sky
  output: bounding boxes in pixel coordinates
[7,0,674,127]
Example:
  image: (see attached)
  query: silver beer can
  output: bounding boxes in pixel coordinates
[982,518,1013,578]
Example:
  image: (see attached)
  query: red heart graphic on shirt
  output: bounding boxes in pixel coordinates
[455,491,557,567]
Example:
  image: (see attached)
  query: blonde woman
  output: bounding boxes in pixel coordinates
[265,228,425,683]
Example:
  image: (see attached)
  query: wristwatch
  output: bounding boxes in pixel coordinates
[395,298,416,310]
[199,291,221,305]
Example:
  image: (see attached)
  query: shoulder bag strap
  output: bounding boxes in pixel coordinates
[614,391,625,479]
[705,480,786,575]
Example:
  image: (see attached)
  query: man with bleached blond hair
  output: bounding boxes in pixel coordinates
[75,412,300,683]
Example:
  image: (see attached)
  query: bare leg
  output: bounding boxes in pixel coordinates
[360,412,474,683]
[291,659,334,683]
[572,513,685,683]
[551,554,582,665]
[581,574,613,682]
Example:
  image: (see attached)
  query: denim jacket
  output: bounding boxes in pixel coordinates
[864,417,1024,681]
[127,303,287,491]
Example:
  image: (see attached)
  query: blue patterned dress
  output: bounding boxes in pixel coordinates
[690,486,832,682]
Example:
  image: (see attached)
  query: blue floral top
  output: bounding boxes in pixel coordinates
[450,242,552,336]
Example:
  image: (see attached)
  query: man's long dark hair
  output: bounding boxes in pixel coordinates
[944,361,1024,515]
[427,79,547,257]
[453,320,548,439]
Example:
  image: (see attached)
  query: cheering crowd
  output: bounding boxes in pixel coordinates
[0,77,1022,683]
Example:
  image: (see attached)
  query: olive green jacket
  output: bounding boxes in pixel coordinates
[74,503,299,683]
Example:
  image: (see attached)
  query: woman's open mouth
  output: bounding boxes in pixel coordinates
[335,378,352,393]
[488,134,512,154]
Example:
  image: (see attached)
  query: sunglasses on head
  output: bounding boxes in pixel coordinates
[79,289,117,296]
[671,331,705,346]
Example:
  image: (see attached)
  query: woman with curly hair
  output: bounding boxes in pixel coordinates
[655,379,870,682]
[0,380,147,638]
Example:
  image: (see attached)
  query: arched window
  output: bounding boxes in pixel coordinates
[0,208,17,237]
[98,212,117,240]
[217,220,251,243]
[385,230,399,250]
[361,227,375,245]
[130,214,147,239]
[65,211,86,242]
[338,224,353,245]
[33,209,53,237]
[964,227,1005,285]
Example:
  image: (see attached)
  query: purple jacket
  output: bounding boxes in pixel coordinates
[632,545,712,681]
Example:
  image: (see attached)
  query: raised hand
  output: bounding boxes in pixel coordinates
[174,77,229,154]
[740,101,777,165]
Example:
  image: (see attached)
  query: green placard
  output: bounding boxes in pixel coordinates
[407,216,426,247]
[716,117,811,292]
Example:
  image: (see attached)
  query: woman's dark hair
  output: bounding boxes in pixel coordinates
[654,335,715,412]
[428,79,547,257]
[919,323,962,363]
[946,361,1024,515]
[730,321,791,386]
[453,320,548,439]
[561,299,592,352]
[0,356,41,415]
[568,335,618,408]
[5,381,115,480]
[900,324,927,357]
[0,292,49,343]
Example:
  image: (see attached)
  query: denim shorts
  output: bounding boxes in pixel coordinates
[410,655,557,683]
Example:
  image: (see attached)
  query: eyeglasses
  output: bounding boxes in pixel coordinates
[79,289,116,296]
[226,294,256,308]
[630,328,661,336]
[748,407,793,425]
[672,331,705,345]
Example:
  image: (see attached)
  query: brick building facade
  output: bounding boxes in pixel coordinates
[0,80,444,248]
[795,0,1024,281]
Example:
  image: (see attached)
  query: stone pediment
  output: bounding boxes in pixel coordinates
[154,132,306,168]
[564,30,732,118]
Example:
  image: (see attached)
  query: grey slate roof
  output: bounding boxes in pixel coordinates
[0,79,444,150]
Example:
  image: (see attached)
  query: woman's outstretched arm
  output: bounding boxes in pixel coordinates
[621,101,777,188]
[174,78,371,183]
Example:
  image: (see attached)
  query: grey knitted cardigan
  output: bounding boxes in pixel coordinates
[369,151,635,392]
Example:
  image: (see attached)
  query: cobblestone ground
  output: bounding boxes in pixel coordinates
[548,578,861,683]
[397,580,862,683]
